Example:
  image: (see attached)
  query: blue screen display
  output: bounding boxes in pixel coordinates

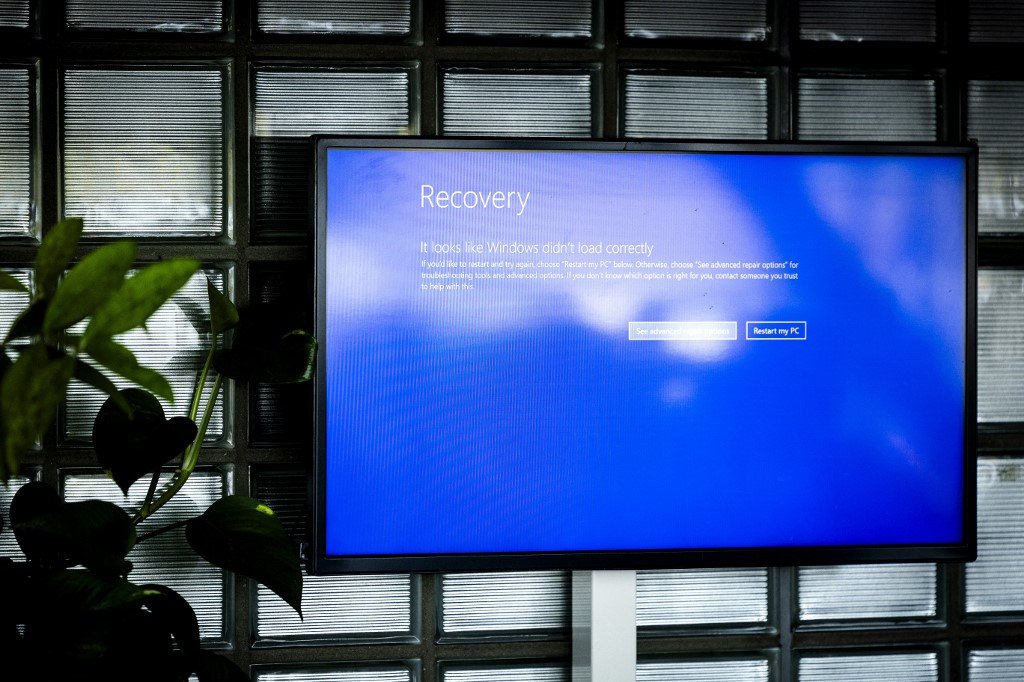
[323,148,966,557]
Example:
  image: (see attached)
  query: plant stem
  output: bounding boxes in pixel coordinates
[189,344,215,422]
[142,469,160,513]
[140,373,222,521]
[135,518,189,543]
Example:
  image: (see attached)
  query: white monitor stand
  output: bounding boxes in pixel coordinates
[572,570,637,682]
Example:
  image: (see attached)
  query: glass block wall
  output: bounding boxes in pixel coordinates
[1,2,1023,680]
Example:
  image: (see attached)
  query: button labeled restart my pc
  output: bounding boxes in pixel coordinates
[745,321,807,341]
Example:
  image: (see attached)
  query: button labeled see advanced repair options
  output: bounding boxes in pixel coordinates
[745,321,807,340]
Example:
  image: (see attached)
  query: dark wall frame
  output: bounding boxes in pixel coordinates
[0,0,1020,680]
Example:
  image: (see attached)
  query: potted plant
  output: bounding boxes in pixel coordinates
[0,218,315,681]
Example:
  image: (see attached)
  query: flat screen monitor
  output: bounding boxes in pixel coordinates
[313,138,977,574]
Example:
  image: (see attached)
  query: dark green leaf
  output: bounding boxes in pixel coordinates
[139,584,200,657]
[43,241,136,334]
[87,337,174,402]
[14,500,136,574]
[35,218,83,300]
[73,359,131,415]
[0,345,74,479]
[4,298,48,342]
[39,569,157,611]
[193,650,250,682]
[92,388,197,495]
[9,480,61,562]
[214,330,317,385]
[208,278,238,336]
[0,269,28,294]
[82,259,200,348]
[186,495,302,616]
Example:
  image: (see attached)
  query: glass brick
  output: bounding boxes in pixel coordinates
[0,1,29,29]
[63,68,225,237]
[800,0,935,42]
[0,474,30,558]
[978,269,1024,422]
[623,0,767,40]
[256,571,413,643]
[967,81,1024,233]
[969,0,1024,42]
[441,571,568,635]
[257,0,411,36]
[63,269,227,442]
[445,0,592,38]
[66,0,224,32]
[637,569,768,628]
[442,70,593,137]
[623,73,768,139]
[966,457,1024,613]
[798,652,938,681]
[797,564,937,621]
[0,67,31,236]
[969,649,1024,680]
[798,78,936,141]
[63,471,227,640]
[637,657,770,681]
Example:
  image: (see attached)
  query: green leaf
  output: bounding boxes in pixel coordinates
[14,500,136,574]
[139,584,200,658]
[9,480,61,562]
[39,569,157,612]
[193,650,250,682]
[43,241,136,334]
[86,337,174,402]
[72,359,131,415]
[92,388,197,495]
[35,218,83,300]
[186,495,302,616]
[4,298,48,342]
[0,345,74,479]
[208,278,238,336]
[214,330,317,385]
[82,258,200,347]
[0,270,28,294]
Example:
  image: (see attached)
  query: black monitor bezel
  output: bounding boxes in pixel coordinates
[311,137,978,575]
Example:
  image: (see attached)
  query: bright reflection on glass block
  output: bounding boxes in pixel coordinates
[63,69,225,236]
[0,68,31,235]
[444,666,566,681]
[967,457,1024,613]
[63,269,226,442]
[63,470,226,640]
[978,269,1024,422]
[623,0,767,40]
[0,269,30,340]
[441,571,568,634]
[637,569,768,627]
[798,652,938,681]
[257,0,411,35]
[637,658,769,682]
[0,475,30,558]
[968,81,1024,233]
[256,571,412,643]
[445,0,592,38]
[66,0,224,32]
[799,0,935,42]
[253,667,411,682]
[797,564,937,621]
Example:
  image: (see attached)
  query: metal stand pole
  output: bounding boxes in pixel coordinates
[571,570,637,682]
